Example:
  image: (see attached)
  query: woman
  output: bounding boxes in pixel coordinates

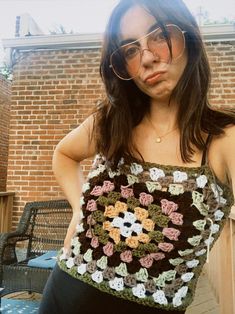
[39,0,235,313]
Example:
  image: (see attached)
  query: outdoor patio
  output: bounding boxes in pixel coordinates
[0,11,234,314]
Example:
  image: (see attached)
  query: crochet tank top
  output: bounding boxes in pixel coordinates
[58,135,234,311]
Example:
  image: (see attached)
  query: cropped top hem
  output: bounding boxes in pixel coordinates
[58,256,196,311]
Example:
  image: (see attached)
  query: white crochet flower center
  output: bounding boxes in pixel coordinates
[111,212,143,237]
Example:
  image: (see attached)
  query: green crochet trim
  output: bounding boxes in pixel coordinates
[58,260,190,311]
[123,154,212,173]
[122,154,234,200]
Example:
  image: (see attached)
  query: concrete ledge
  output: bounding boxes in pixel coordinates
[201,24,235,42]
[2,33,103,50]
[2,24,235,52]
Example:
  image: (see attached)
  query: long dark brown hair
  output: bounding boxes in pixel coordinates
[92,0,235,167]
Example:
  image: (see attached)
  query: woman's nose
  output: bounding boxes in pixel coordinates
[141,48,160,66]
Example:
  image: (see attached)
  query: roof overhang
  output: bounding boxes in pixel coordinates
[2,24,235,67]
[3,24,235,51]
[2,32,103,51]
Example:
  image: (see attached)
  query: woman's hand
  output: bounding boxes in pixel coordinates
[63,210,82,253]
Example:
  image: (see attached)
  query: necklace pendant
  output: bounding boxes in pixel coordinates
[156,137,161,143]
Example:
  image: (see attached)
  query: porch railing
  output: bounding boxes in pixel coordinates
[0,192,15,233]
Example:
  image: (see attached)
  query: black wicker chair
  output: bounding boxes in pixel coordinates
[0,199,72,301]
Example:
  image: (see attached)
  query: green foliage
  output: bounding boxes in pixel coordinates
[0,63,12,81]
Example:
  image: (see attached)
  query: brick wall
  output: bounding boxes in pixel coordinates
[207,41,235,108]
[0,74,11,191]
[7,49,104,227]
[6,41,235,229]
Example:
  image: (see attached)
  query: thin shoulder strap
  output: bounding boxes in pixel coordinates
[201,134,212,166]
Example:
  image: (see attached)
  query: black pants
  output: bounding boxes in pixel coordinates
[38,263,186,314]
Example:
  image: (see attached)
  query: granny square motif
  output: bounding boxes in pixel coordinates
[58,154,233,311]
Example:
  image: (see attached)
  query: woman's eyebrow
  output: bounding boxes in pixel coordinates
[119,22,160,46]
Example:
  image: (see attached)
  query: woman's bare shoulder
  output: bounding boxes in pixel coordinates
[208,124,235,189]
[223,123,235,137]
[213,124,235,151]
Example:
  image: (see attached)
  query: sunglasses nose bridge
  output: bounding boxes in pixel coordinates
[140,47,160,64]
[138,35,160,61]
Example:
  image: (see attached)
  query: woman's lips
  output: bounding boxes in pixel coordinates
[145,72,166,85]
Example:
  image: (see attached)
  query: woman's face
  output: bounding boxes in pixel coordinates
[118,5,188,102]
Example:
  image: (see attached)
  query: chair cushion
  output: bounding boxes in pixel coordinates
[27,250,58,269]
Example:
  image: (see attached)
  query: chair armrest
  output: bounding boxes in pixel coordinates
[0,199,72,266]
[0,231,30,265]
[0,200,37,265]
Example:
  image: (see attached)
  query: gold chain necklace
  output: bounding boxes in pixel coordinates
[146,114,178,143]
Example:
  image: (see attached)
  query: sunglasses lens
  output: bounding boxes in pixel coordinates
[110,25,185,80]
[111,46,141,80]
[162,25,185,61]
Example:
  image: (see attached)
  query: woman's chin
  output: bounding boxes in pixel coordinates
[147,86,172,101]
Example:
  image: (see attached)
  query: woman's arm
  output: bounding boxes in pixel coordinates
[52,114,96,250]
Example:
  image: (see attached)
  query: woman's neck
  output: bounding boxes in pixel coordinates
[147,98,179,132]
